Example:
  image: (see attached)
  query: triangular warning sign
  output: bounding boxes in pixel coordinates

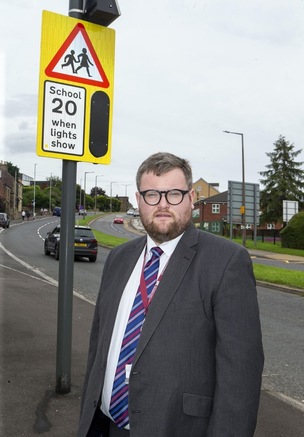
[45,23,109,88]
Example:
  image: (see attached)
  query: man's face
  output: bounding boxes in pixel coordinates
[135,168,194,244]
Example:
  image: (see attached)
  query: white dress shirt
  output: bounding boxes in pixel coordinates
[101,233,183,425]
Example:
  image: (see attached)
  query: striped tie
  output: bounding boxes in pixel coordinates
[109,246,163,429]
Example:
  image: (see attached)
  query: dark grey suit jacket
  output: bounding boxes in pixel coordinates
[78,225,264,437]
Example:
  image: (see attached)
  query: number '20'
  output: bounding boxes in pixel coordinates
[52,98,77,116]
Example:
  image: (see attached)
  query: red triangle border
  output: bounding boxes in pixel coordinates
[45,23,110,88]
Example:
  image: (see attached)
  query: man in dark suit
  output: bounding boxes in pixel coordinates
[78,152,264,437]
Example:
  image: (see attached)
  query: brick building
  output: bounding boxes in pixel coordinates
[193,191,228,235]
[0,162,23,219]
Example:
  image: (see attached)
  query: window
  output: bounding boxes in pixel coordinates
[192,209,199,219]
[212,204,220,214]
[267,223,275,230]
[211,222,220,233]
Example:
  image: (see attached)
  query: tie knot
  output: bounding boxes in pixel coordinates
[150,246,163,258]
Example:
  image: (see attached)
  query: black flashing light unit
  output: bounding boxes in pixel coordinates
[83,0,121,27]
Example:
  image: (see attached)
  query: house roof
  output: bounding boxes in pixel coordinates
[199,190,228,203]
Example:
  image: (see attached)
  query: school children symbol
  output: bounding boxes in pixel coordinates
[62,48,94,77]
[45,23,110,88]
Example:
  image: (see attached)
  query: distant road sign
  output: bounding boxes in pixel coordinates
[36,10,115,164]
[228,181,260,225]
[283,200,298,223]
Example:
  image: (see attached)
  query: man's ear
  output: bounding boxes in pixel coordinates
[135,191,140,206]
[189,189,195,208]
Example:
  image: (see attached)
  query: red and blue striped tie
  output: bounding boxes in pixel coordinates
[109,246,163,429]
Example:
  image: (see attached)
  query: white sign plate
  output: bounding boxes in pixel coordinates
[42,80,86,157]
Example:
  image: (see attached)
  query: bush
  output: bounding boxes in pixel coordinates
[280,211,304,249]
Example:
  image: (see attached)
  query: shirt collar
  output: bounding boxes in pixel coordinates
[146,233,184,258]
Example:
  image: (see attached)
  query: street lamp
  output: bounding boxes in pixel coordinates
[223,130,246,247]
[79,178,82,209]
[33,163,37,219]
[49,173,52,214]
[110,181,117,213]
[122,183,131,196]
[84,171,94,215]
[94,174,104,213]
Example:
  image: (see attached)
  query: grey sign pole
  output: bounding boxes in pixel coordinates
[55,0,83,394]
[55,0,120,394]
[56,160,77,394]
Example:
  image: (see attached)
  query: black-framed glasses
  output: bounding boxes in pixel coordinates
[139,189,190,206]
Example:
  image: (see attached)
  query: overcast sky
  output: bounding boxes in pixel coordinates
[1,0,304,206]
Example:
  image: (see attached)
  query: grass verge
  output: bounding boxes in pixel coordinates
[233,238,304,257]
[253,264,304,292]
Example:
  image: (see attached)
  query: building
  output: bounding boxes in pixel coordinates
[193,191,228,235]
[115,196,131,212]
[0,162,23,219]
[192,178,220,202]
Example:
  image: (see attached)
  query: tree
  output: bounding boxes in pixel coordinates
[6,162,20,178]
[22,186,50,210]
[46,175,62,190]
[90,186,106,197]
[280,211,304,249]
[259,135,304,225]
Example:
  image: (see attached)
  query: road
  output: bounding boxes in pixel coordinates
[90,212,141,240]
[1,214,304,416]
[258,286,304,404]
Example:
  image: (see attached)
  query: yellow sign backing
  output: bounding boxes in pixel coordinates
[36,10,115,164]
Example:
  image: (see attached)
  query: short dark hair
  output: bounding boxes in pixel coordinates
[136,152,193,190]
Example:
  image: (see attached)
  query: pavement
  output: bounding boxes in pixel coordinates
[1,218,304,436]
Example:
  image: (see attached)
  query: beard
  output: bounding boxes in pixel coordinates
[140,208,192,244]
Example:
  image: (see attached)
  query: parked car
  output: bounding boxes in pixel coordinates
[127,209,134,215]
[0,213,10,228]
[44,225,98,262]
[133,209,140,217]
[79,208,86,215]
[52,207,61,217]
[113,215,124,224]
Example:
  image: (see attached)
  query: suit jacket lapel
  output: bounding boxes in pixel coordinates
[133,226,199,366]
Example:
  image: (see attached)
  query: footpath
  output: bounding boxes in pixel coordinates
[0,219,304,436]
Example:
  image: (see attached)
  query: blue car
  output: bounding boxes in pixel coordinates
[53,207,61,217]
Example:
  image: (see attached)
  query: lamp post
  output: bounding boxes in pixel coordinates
[122,184,131,196]
[49,173,52,214]
[84,171,94,215]
[33,163,37,219]
[223,130,246,247]
[110,181,117,213]
[94,174,104,213]
[79,178,82,210]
